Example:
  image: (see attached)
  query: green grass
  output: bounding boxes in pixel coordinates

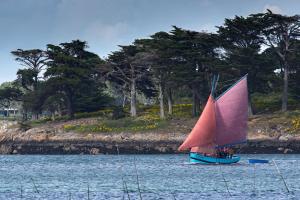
[63,115,167,133]
[252,92,300,113]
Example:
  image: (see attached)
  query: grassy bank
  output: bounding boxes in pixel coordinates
[16,101,300,138]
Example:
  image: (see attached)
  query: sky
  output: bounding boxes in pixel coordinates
[0,0,300,83]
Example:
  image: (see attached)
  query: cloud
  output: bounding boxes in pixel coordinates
[81,21,133,57]
[84,21,129,42]
[263,4,283,14]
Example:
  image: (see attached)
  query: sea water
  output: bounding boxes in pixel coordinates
[0,154,299,199]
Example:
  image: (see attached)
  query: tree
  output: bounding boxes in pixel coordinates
[107,45,155,117]
[11,49,47,91]
[286,39,300,107]
[251,11,300,111]
[45,40,107,119]
[218,15,276,115]
[168,26,220,116]
[135,31,176,118]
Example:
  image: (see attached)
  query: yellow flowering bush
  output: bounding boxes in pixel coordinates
[173,104,193,118]
[63,114,164,133]
[291,118,300,132]
[137,114,160,122]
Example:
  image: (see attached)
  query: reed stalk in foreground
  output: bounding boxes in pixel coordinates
[87,183,90,200]
[30,178,39,194]
[20,184,23,200]
[273,160,290,193]
[134,156,142,200]
[218,164,231,197]
[253,164,256,195]
[116,144,131,200]
[122,177,130,200]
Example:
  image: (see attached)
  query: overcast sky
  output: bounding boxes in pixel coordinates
[1,0,300,83]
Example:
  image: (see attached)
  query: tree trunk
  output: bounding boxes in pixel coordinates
[282,62,288,112]
[58,104,62,117]
[130,79,137,117]
[22,109,28,121]
[167,88,173,115]
[67,103,74,119]
[192,88,200,117]
[122,94,127,108]
[158,81,165,119]
[51,112,55,121]
[66,95,74,119]
[32,113,39,120]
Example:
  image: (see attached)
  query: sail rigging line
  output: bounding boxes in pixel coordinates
[215,77,245,97]
[272,160,290,193]
[210,74,219,98]
[215,74,248,101]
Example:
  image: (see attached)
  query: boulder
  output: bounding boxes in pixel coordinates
[284,148,293,154]
[278,147,284,151]
[90,148,100,155]
[278,135,289,141]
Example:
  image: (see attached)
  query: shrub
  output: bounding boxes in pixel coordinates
[252,92,281,113]
[111,107,126,119]
[291,117,300,132]
[19,121,32,131]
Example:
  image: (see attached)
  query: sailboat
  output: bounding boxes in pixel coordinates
[178,75,248,164]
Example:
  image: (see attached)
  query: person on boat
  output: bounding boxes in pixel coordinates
[224,147,229,158]
[217,148,225,158]
[191,146,216,157]
[228,148,234,159]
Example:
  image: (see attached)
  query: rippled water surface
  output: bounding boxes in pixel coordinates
[0,154,299,199]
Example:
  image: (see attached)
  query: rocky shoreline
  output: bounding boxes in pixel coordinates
[0,139,299,155]
[0,119,299,154]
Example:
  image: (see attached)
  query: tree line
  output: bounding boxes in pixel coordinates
[1,10,300,120]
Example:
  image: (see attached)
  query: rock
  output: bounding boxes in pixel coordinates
[0,145,12,154]
[86,134,93,139]
[278,147,284,151]
[0,135,6,142]
[12,149,18,154]
[90,148,100,155]
[284,148,293,154]
[155,146,167,153]
[63,145,71,152]
[286,134,294,140]
[278,135,289,141]
[257,129,262,134]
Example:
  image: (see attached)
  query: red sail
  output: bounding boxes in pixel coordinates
[215,76,248,146]
[178,95,216,151]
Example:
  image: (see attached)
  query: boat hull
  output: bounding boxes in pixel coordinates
[189,152,240,164]
[248,159,269,164]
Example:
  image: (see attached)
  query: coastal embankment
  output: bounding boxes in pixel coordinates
[0,113,299,154]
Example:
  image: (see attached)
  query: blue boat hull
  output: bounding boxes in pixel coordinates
[189,152,240,164]
[248,159,269,164]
